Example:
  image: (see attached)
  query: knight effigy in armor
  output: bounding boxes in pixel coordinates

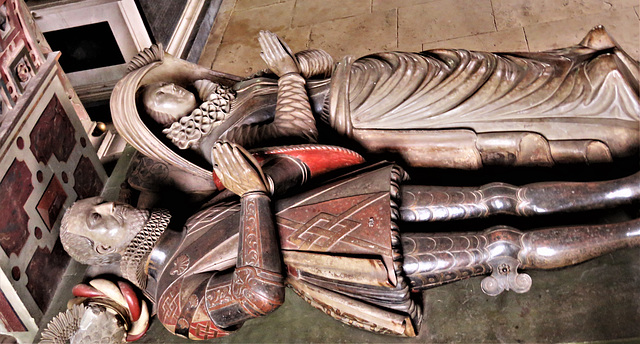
[55,141,639,340]
[44,26,640,342]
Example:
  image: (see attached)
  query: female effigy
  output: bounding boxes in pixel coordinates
[116,26,637,174]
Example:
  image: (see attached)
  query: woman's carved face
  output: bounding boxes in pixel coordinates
[142,82,198,125]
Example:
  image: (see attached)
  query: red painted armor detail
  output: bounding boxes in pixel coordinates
[240,198,261,267]
[212,144,364,188]
[158,279,183,327]
[118,281,141,322]
[187,294,231,340]
[232,266,284,316]
[205,282,234,313]
[189,320,230,340]
[253,144,364,177]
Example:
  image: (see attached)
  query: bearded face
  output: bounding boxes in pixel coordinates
[60,197,149,265]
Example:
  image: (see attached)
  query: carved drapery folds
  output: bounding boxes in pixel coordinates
[329,27,639,168]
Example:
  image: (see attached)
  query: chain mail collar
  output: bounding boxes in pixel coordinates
[120,209,171,290]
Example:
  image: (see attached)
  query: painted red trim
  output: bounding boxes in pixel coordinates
[125,323,149,342]
[118,281,141,322]
[212,144,365,186]
[71,284,105,298]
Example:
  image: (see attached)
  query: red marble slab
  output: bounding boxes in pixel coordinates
[36,175,67,230]
[73,155,104,199]
[0,289,26,332]
[29,96,75,164]
[25,240,70,311]
[0,159,32,256]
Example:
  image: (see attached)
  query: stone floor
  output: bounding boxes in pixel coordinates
[198,0,640,77]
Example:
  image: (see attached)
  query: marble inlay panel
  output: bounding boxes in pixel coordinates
[25,241,70,311]
[72,155,105,200]
[29,96,76,164]
[0,289,26,332]
[36,175,67,230]
[0,159,33,256]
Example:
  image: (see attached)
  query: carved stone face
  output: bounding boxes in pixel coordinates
[64,197,148,256]
[142,82,198,126]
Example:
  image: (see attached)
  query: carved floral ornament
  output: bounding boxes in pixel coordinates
[169,254,190,276]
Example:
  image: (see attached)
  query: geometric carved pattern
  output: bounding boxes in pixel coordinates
[29,95,75,164]
[73,155,104,200]
[205,283,233,315]
[0,81,105,330]
[0,159,33,256]
[25,240,70,311]
[277,193,391,257]
[36,175,67,230]
[284,212,360,250]
[189,320,227,340]
[158,279,182,328]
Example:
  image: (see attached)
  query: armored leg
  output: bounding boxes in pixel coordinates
[401,218,640,295]
[399,171,640,222]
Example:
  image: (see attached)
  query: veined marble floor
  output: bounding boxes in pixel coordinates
[198,0,639,76]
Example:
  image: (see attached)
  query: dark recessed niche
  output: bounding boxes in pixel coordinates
[43,21,125,73]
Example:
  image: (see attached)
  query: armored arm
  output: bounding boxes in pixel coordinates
[206,142,284,329]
